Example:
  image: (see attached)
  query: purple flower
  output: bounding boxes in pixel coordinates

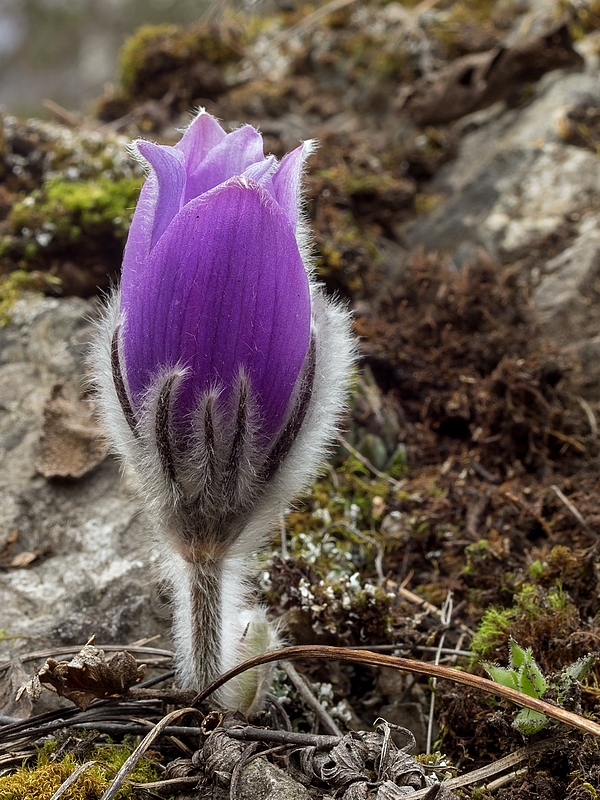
[119,111,313,441]
[92,110,355,707]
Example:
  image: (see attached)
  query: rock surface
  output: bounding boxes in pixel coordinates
[405,61,600,381]
[211,758,312,800]
[405,66,600,258]
[0,295,169,658]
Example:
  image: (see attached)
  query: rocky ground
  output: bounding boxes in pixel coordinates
[1,1,600,798]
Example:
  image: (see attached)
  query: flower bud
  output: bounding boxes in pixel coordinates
[91,110,355,710]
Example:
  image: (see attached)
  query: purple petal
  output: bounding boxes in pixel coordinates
[243,154,276,186]
[272,141,313,231]
[121,178,311,439]
[183,126,266,204]
[123,141,186,281]
[175,110,227,170]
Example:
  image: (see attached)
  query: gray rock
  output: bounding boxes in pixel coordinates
[534,219,600,342]
[0,296,169,658]
[405,67,600,258]
[404,60,600,392]
[211,758,312,800]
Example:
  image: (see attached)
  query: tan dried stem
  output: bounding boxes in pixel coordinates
[193,645,600,739]
[99,707,203,800]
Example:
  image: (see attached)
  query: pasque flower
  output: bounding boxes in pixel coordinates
[92,110,354,711]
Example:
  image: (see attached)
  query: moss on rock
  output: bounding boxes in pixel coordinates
[0,740,160,799]
[98,21,248,119]
[0,270,56,326]
[0,114,143,296]
[4,176,140,261]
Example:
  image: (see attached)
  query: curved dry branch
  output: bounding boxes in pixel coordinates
[192,645,600,738]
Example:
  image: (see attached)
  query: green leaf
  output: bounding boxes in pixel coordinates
[509,639,546,697]
[483,662,519,690]
[513,707,548,735]
[509,637,528,670]
[565,653,596,682]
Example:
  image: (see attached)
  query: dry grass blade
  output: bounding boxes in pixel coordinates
[426,591,453,754]
[281,660,343,736]
[132,776,200,791]
[338,433,403,489]
[49,761,97,800]
[192,645,600,738]
[550,484,592,532]
[577,396,597,436]
[408,740,556,797]
[99,707,202,800]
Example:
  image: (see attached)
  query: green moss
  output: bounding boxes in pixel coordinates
[528,559,545,580]
[330,28,413,83]
[314,209,382,298]
[315,166,408,199]
[224,79,293,118]
[386,445,409,479]
[0,270,58,326]
[117,21,245,105]
[277,455,395,582]
[470,788,494,800]
[120,22,241,89]
[0,741,160,799]
[424,0,516,58]
[564,0,600,37]
[462,539,492,577]
[471,583,579,664]
[414,192,443,215]
[120,24,180,91]
[0,114,139,190]
[3,176,141,271]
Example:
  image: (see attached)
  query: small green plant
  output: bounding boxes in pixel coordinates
[483,638,595,735]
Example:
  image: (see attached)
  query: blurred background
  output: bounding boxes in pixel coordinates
[0,0,269,117]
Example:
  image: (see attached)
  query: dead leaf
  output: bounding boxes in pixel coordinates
[294,721,454,798]
[399,19,584,126]
[16,672,42,704]
[9,551,40,568]
[37,639,146,710]
[36,383,109,479]
[1,657,34,719]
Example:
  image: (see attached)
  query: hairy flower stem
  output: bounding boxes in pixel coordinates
[173,554,223,691]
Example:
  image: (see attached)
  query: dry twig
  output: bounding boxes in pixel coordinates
[503,490,554,538]
[550,484,592,533]
[281,660,343,737]
[193,645,600,739]
[99,707,203,800]
[408,739,556,797]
